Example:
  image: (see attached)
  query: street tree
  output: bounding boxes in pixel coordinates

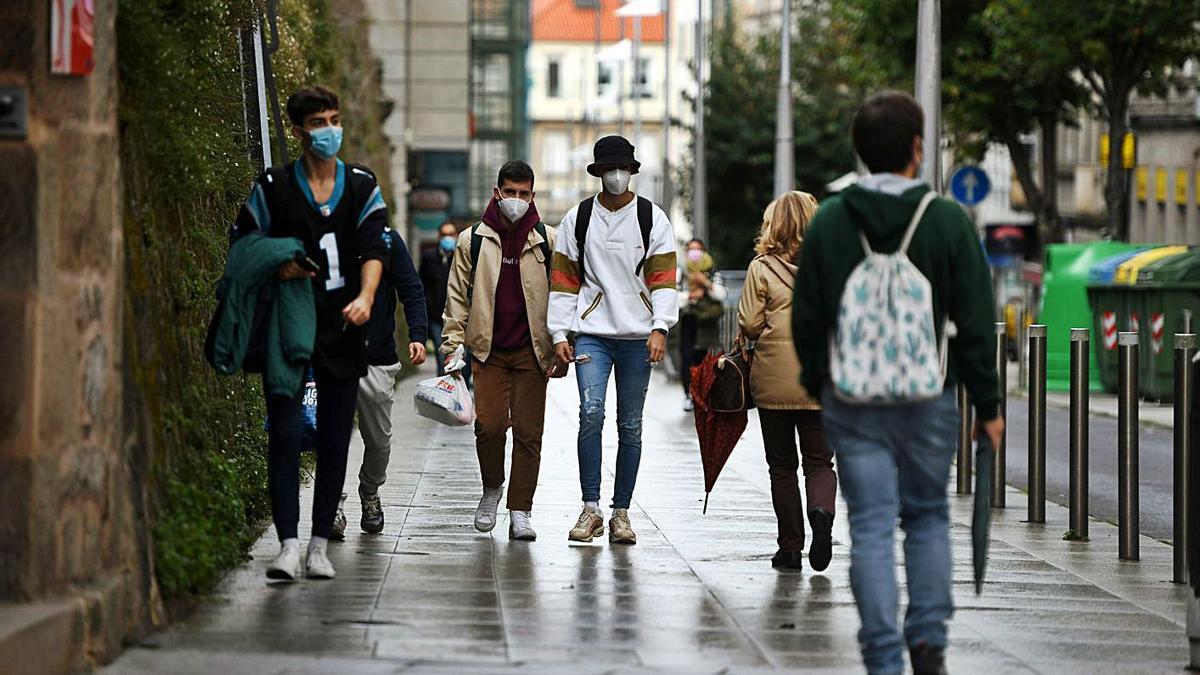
[1027,0,1200,239]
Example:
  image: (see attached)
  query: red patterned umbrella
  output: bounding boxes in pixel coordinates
[689,351,748,513]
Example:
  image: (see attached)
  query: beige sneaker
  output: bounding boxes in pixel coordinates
[568,506,605,542]
[609,508,637,545]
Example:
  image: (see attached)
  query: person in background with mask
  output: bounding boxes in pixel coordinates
[440,160,559,541]
[548,136,678,545]
[421,222,460,376]
[230,85,387,581]
[677,238,727,411]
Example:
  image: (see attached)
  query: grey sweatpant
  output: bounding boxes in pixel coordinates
[356,362,403,495]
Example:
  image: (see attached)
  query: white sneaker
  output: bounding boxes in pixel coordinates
[509,510,537,541]
[306,543,336,579]
[266,541,301,581]
[474,486,504,532]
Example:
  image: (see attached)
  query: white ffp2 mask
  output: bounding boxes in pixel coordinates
[498,197,530,223]
[602,169,631,196]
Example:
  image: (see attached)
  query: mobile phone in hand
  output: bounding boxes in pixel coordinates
[299,256,322,274]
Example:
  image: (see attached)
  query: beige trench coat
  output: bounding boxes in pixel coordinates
[736,254,820,410]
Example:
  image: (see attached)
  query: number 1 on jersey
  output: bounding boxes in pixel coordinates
[319,232,346,290]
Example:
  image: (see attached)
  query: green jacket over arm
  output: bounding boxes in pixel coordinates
[791,183,1000,421]
[207,232,316,397]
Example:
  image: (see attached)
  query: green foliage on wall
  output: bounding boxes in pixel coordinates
[117,0,395,605]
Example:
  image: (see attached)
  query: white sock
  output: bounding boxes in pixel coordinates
[585,501,600,515]
[309,536,328,552]
[281,537,300,551]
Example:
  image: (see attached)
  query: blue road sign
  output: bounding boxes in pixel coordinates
[950,165,991,206]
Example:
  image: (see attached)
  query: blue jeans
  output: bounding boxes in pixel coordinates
[574,334,653,509]
[821,387,959,675]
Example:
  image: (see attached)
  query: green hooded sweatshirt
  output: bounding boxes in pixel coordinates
[792,183,1000,421]
[206,232,316,397]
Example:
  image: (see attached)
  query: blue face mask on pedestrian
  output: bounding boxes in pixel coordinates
[439,236,455,254]
[307,126,343,160]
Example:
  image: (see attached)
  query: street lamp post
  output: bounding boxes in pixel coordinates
[693,0,706,242]
[915,0,941,191]
[773,0,793,198]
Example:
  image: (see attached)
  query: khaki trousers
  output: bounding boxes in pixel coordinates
[472,347,546,511]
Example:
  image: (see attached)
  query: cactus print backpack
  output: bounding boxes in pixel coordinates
[830,191,950,403]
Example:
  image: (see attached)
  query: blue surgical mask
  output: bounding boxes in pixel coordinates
[439,236,456,254]
[307,126,343,160]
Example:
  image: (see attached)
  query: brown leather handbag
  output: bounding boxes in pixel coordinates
[709,342,755,412]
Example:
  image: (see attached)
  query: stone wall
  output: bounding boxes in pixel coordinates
[0,0,154,671]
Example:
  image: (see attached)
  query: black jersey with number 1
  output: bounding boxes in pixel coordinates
[232,159,389,380]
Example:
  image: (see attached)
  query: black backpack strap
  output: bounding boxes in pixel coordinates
[467,222,483,304]
[634,196,653,275]
[575,197,594,285]
[535,221,552,278]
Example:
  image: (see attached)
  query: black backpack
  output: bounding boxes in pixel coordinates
[575,195,654,285]
[467,221,552,303]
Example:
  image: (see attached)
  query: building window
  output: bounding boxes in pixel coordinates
[598,61,613,99]
[547,58,561,98]
[472,52,512,131]
[543,132,570,176]
[632,57,652,98]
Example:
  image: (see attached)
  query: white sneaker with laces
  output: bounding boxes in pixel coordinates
[266,541,301,581]
[509,510,537,541]
[474,485,504,532]
[306,543,336,579]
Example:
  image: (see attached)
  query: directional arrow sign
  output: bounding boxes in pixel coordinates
[950,165,991,207]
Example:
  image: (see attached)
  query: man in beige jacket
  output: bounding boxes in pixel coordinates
[441,160,558,541]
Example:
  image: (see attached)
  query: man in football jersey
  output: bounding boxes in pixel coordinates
[231,85,388,581]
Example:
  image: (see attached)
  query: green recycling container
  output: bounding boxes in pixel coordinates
[1135,248,1200,402]
[1084,249,1147,391]
[1042,242,1142,392]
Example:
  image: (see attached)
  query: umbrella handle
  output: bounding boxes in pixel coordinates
[703,492,709,515]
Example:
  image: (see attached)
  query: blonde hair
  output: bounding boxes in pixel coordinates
[755,190,819,260]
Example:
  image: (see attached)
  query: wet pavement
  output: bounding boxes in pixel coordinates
[107,365,1192,674]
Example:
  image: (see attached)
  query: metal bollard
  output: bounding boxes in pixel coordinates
[993,322,1007,508]
[1175,334,1196,583]
[1068,328,1090,540]
[1028,325,1047,523]
[1017,305,1028,390]
[957,384,972,495]
[1118,332,1140,561]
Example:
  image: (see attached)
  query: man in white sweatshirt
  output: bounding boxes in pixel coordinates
[549,136,679,544]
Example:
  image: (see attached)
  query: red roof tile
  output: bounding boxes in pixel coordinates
[533,0,665,43]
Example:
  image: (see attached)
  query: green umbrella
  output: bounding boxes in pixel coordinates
[972,434,995,595]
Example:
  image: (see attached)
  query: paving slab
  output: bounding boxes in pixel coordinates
[105,364,1193,674]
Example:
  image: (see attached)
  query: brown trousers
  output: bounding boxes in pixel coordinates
[472,347,546,511]
[758,408,837,554]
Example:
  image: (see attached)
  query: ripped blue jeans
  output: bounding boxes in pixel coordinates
[574,334,653,509]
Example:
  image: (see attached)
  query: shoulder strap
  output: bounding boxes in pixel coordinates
[857,190,938,257]
[634,196,653,275]
[535,221,551,278]
[575,197,594,285]
[761,255,794,292]
[467,222,483,304]
[899,191,938,255]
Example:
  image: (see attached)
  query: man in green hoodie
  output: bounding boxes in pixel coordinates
[792,90,1003,675]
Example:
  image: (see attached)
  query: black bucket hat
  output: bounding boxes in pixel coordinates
[587,135,641,177]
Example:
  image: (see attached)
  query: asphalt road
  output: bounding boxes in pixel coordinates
[1000,398,1176,541]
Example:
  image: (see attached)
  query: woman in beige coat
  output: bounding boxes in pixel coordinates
[737,191,836,572]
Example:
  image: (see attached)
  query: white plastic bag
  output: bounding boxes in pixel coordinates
[414,373,475,426]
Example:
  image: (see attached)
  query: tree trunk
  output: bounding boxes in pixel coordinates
[1104,86,1132,240]
[1037,110,1062,240]
[1005,132,1044,225]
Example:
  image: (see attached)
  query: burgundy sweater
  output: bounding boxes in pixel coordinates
[481,198,540,351]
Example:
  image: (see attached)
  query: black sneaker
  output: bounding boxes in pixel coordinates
[330,493,347,541]
[360,488,384,534]
[771,549,804,570]
[808,507,834,572]
[910,642,948,675]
